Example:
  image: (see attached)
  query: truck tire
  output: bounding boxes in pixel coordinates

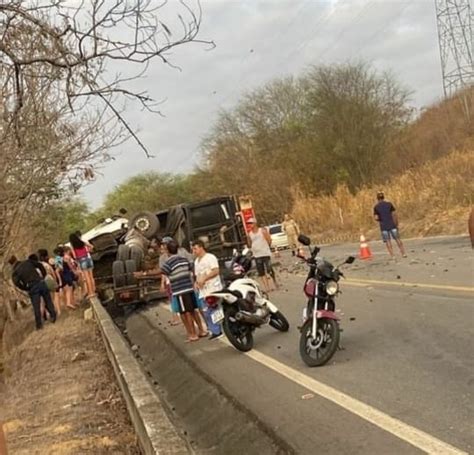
[112,261,126,288]
[117,244,130,262]
[125,259,137,286]
[129,245,144,270]
[130,211,160,239]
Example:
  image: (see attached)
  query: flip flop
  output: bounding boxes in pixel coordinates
[185,337,199,343]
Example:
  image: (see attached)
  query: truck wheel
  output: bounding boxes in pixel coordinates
[112,261,126,288]
[117,244,130,262]
[129,245,144,270]
[125,259,137,286]
[130,211,160,239]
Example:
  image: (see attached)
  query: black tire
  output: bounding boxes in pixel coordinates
[117,244,130,262]
[130,211,160,239]
[112,261,126,289]
[125,259,137,286]
[269,311,290,332]
[299,318,340,367]
[223,311,254,352]
[129,245,144,270]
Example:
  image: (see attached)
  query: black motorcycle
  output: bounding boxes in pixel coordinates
[297,234,355,367]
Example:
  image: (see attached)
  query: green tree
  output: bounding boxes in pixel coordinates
[34,199,91,250]
[98,172,198,217]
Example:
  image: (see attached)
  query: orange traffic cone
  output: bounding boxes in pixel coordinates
[359,234,372,260]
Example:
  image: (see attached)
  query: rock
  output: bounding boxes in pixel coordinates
[83,308,93,321]
[72,351,87,362]
[131,344,139,352]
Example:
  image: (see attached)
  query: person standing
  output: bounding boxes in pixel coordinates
[159,237,180,326]
[56,247,77,309]
[282,214,300,255]
[69,233,96,298]
[192,240,223,340]
[9,255,56,330]
[248,218,278,292]
[160,240,207,342]
[373,191,407,258]
[38,249,62,317]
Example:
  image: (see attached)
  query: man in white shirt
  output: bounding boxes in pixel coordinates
[192,240,223,340]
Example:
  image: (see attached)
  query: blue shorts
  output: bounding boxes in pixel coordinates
[381,228,400,242]
[78,256,94,270]
[170,291,204,313]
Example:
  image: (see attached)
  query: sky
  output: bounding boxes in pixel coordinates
[81,0,444,208]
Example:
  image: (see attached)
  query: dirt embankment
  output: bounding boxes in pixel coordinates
[0,306,140,454]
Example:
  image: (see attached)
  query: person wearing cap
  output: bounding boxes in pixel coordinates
[373,192,407,258]
[248,218,278,292]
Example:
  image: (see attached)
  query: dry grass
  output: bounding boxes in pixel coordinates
[0,308,140,454]
[291,150,474,243]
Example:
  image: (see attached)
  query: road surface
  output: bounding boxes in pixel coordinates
[125,236,473,454]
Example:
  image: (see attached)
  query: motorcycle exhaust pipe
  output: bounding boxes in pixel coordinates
[235,311,265,326]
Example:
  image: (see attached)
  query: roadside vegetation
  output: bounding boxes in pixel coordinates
[43,67,472,245]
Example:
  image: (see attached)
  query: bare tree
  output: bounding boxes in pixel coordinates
[0,0,213,157]
[0,0,212,327]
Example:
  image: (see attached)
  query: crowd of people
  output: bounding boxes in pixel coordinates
[9,231,97,331]
[7,191,410,335]
[138,238,225,342]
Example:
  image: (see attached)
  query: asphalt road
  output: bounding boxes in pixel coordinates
[126,235,474,454]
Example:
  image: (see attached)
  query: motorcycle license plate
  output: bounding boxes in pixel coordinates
[211,308,225,324]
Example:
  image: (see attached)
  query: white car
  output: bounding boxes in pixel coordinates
[268,224,289,250]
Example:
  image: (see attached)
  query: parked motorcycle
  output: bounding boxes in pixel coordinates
[205,274,289,352]
[297,234,355,367]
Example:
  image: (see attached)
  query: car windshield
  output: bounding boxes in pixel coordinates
[269,225,282,235]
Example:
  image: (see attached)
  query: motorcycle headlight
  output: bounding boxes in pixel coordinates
[326,280,339,296]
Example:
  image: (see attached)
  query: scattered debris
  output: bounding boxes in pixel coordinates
[83,308,93,321]
[72,351,87,362]
[301,393,315,400]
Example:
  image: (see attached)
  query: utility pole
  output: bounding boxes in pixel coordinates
[435,0,473,98]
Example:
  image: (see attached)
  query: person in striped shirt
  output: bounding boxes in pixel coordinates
[160,240,207,342]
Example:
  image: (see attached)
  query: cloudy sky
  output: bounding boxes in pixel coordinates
[82,0,443,208]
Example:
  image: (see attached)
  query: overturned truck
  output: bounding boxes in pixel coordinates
[83,196,251,306]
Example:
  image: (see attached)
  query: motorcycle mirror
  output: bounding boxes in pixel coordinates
[298,234,311,246]
[345,256,356,264]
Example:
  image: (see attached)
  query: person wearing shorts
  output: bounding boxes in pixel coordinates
[374,192,407,258]
[248,218,278,292]
[160,240,207,342]
[69,232,95,298]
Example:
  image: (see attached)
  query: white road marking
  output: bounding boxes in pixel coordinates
[236,343,467,454]
[159,304,467,454]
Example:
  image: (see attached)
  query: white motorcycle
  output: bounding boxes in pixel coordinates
[205,277,289,352]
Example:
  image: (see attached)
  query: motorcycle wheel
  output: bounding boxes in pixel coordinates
[299,317,339,367]
[269,311,290,332]
[223,312,254,352]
